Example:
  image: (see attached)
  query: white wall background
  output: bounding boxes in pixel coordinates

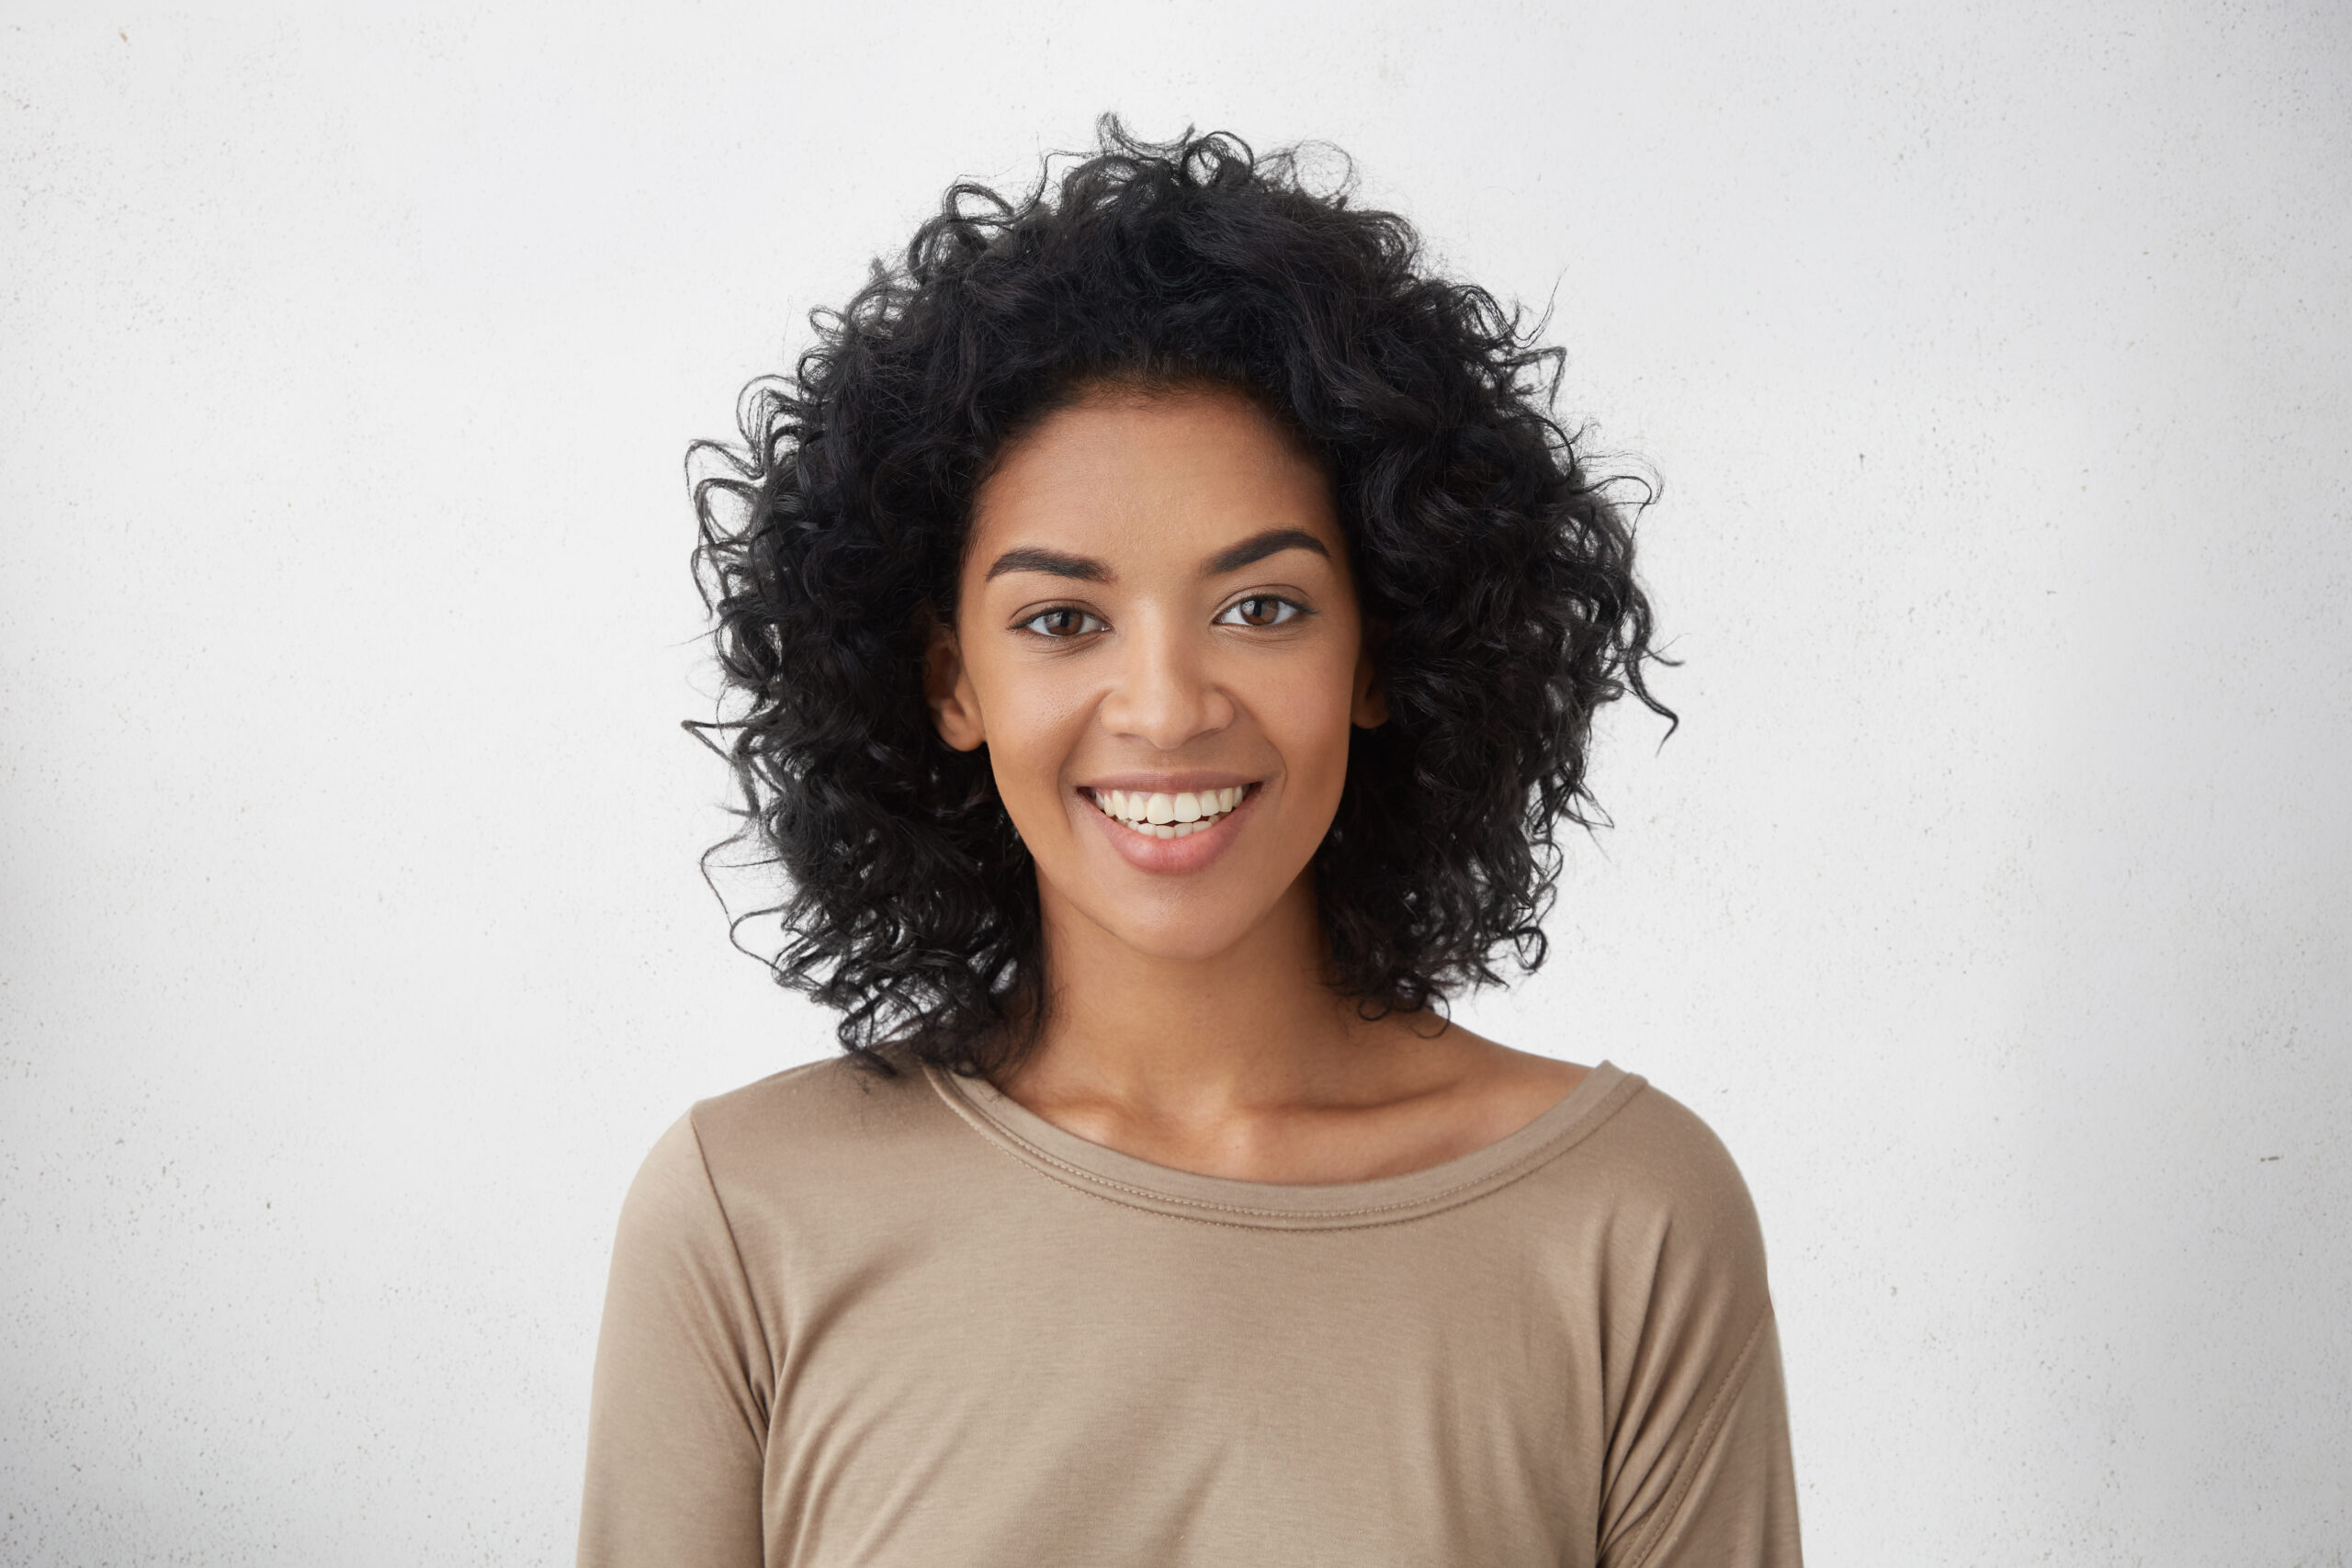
[3,3,2346,1562]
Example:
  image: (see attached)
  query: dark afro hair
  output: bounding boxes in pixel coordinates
[687,117,1672,1079]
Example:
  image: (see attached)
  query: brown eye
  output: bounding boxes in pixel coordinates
[1017,606,1106,638]
[1216,595,1303,628]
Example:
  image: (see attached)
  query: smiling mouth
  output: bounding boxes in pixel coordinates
[1083,785,1252,840]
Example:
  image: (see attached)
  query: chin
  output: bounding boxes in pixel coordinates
[1081,900,1271,965]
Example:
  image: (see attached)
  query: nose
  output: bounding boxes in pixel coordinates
[1097,613,1233,750]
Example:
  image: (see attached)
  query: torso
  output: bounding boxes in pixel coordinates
[577,1054,1799,1568]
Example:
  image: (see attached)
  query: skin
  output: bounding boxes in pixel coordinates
[925,382,1586,1184]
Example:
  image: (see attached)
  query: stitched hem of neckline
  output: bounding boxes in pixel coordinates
[924,1059,1645,1230]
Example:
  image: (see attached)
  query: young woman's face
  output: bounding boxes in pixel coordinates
[928,383,1385,964]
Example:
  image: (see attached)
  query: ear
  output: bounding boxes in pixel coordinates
[1351,618,1389,729]
[924,619,988,751]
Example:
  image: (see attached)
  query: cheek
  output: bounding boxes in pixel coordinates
[972,662,1093,813]
[1258,642,1364,799]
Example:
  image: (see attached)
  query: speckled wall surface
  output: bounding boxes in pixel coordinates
[3,5,2346,1563]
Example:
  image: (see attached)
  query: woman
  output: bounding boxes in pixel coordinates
[579,121,1801,1566]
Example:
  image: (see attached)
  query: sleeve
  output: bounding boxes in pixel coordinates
[1603,1305,1802,1567]
[576,1111,773,1568]
[1594,1095,1804,1568]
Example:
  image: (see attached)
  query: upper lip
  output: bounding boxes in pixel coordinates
[1078,773,1259,795]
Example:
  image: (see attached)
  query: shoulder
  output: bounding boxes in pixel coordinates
[637,1050,977,1247]
[1579,1075,1765,1247]
[1542,1069,1776,1330]
[1563,1077,1799,1562]
[686,1050,937,1157]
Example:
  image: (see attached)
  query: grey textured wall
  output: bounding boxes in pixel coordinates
[3,4,2346,1562]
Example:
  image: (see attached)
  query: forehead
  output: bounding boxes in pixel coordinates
[966,385,1339,562]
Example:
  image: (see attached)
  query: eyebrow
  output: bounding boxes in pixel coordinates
[1204,527,1329,576]
[983,547,1109,583]
[980,526,1330,586]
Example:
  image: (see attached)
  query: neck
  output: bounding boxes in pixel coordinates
[1001,872,1442,1121]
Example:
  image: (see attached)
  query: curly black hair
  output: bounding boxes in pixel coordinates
[687,118,1671,1079]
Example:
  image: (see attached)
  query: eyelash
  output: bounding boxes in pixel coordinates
[1014,596,1310,639]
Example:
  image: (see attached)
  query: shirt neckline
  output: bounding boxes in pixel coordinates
[924,1056,1643,1230]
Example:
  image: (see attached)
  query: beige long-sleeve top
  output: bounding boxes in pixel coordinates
[577,1055,1801,1567]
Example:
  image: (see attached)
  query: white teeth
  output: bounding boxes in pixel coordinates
[1087,785,1250,840]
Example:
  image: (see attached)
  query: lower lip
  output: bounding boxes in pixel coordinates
[1081,786,1260,874]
